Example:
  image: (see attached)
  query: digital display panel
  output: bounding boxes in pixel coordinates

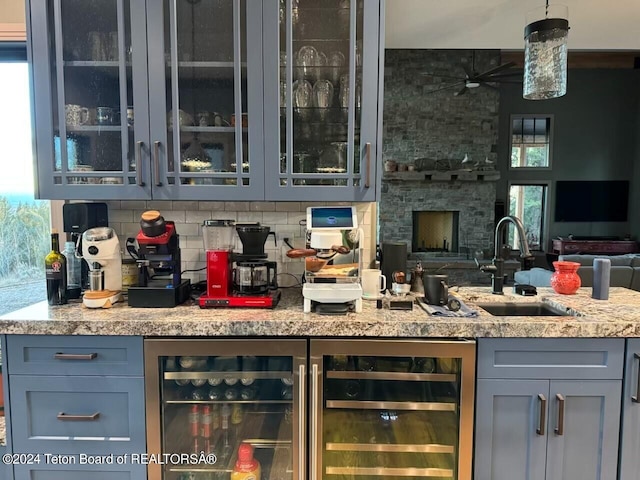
[309,207,356,229]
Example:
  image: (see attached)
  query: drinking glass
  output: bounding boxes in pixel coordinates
[293,80,313,120]
[313,80,334,121]
[296,46,318,82]
[327,51,346,87]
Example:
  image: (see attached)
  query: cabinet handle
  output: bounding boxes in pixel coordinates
[153,141,162,186]
[54,352,97,361]
[57,412,100,421]
[136,141,145,186]
[311,363,319,480]
[554,394,565,435]
[632,353,640,403]
[536,394,546,435]
[298,364,305,480]
[364,142,371,188]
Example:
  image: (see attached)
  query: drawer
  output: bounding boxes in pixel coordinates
[14,464,145,480]
[477,338,624,379]
[6,336,143,376]
[10,376,145,455]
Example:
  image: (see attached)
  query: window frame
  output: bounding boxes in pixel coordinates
[509,114,554,171]
[507,180,551,252]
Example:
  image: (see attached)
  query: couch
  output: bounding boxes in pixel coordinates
[513,254,640,291]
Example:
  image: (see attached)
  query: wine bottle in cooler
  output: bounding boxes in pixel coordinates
[45,230,68,305]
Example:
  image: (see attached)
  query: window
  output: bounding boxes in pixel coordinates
[508,184,548,251]
[510,115,552,168]
[0,45,54,315]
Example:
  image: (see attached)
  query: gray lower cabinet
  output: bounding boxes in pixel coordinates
[5,335,146,480]
[475,338,623,480]
[619,339,640,480]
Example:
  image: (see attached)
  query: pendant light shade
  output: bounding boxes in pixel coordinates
[523,4,569,100]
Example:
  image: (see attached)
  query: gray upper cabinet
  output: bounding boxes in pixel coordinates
[263,0,383,201]
[28,0,384,201]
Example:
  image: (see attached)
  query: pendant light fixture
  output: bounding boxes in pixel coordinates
[523,2,569,100]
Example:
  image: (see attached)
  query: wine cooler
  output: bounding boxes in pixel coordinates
[145,339,475,480]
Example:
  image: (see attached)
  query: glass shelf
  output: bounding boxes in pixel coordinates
[325,371,458,383]
[325,400,458,411]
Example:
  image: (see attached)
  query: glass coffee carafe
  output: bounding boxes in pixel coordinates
[234,261,277,295]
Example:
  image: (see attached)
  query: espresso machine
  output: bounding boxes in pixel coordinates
[199,221,280,308]
[302,206,363,313]
[81,227,123,308]
[126,211,191,308]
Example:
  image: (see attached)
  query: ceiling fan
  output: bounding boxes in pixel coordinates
[422,51,522,96]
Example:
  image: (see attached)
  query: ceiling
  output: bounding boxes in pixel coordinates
[385,0,640,50]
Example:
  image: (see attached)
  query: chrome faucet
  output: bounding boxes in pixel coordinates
[479,215,534,294]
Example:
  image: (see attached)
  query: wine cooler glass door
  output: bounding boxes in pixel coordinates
[145,339,307,480]
[310,340,476,480]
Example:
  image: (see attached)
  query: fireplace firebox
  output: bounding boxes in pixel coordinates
[412,211,459,253]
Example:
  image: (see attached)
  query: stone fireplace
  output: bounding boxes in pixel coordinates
[380,180,496,258]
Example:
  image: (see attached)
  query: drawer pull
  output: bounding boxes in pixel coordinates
[57,412,101,421]
[554,394,565,436]
[536,394,546,436]
[54,353,98,361]
[632,353,640,403]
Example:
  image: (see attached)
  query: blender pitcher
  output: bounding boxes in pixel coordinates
[202,220,235,251]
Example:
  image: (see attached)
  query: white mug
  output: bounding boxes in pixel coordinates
[361,269,386,299]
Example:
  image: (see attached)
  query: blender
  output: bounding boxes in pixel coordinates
[199,221,280,308]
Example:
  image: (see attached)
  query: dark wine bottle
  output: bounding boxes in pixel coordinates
[45,230,68,305]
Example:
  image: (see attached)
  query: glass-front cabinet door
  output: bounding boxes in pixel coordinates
[310,340,476,480]
[146,0,265,200]
[30,0,152,199]
[145,339,307,480]
[263,0,381,201]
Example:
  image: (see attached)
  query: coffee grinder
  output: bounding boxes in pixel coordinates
[199,221,280,308]
[81,227,123,308]
[62,202,108,293]
[127,210,191,308]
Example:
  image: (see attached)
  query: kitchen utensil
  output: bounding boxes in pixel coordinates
[392,271,406,284]
[410,262,425,297]
[424,274,449,306]
[286,245,350,260]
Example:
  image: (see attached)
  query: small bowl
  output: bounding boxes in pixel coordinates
[305,257,328,273]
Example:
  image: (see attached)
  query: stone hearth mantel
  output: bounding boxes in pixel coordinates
[383,170,500,182]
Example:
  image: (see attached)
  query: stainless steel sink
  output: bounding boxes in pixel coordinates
[477,302,571,316]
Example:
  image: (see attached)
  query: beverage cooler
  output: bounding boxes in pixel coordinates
[145,339,475,480]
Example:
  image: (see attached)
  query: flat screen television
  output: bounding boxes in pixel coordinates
[555,180,629,222]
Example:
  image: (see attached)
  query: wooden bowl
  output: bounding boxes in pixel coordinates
[305,257,328,273]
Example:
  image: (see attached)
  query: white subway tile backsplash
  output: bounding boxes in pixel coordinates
[225,202,250,211]
[186,210,213,224]
[181,248,201,264]
[109,209,134,223]
[146,200,173,210]
[198,201,225,210]
[286,212,306,225]
[120,200,146,210]
[237,212,264,223]
[173,201,199,211]
[275,202,301,211]
[177,223,200,237]
[262,211,286,225]
[249,202,276,211]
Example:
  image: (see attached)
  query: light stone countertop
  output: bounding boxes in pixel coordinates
[0,287,640,338]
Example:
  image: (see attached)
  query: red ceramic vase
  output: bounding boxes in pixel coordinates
[550,261,581,295]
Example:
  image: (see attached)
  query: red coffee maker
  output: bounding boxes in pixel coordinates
[199,220,280,308]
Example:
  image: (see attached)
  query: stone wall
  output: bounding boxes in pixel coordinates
[380,49,500,254]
